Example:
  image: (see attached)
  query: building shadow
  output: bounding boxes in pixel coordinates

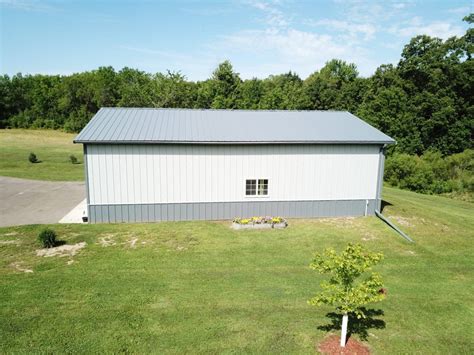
[317,308,385,341]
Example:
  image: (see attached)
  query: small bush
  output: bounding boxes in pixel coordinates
[69,155,78,164]
[28,152,38,163]
[38,228,57,248]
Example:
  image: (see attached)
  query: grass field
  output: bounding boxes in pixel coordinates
[1,187,473,353]
[0,129,83,181]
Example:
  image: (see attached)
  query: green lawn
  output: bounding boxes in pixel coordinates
[1,187,473,353]
[0,129,83,181]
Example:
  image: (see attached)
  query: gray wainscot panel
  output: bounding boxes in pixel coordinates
[89,199,377,223]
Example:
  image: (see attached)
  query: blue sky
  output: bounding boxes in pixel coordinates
[1,0,472,80]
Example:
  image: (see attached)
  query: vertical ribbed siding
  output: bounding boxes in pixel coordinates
[89,199,377,223]
[86,144,381,205]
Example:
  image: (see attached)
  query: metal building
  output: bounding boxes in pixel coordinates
[74,108,395,223]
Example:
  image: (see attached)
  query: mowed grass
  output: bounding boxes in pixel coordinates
[0,129,83,181]
[0,187,473,354]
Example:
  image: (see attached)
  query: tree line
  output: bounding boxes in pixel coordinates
[1,15,472,157]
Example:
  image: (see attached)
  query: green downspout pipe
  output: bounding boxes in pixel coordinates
[375,144,414,243]
[375,210,414,243]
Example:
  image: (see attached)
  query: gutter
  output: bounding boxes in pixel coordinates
[73,140,396,145]
[375,210,414,243]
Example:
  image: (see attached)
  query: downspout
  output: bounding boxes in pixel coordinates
[375,145,386,211]
[374,144,414,243]
[375,210,414,243]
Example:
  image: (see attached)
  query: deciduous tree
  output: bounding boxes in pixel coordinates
[308,243,385,347]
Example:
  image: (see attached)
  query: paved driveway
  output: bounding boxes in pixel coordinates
[0,176,85,227]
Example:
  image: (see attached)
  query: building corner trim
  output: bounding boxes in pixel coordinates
[83,144,91,223]
[375,145,386,211]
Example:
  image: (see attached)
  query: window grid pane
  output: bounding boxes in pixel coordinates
[246,179,256,195]
[258,179,268,195]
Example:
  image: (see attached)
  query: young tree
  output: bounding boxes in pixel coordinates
[116,67,153,107]
[304,59,359,110]
[237,78,264,109]
[260,72,310,109]
[209,60,241,109]
[308,243,385,347]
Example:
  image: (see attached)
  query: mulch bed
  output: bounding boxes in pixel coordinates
[318,335,370,355]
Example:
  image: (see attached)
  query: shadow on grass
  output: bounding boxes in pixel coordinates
[53,240,67,247]
[318,308,385,341]
[381,200,393,213]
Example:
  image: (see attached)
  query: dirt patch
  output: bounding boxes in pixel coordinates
[67,260,74,265]
[2,232,18,236]
[318,335,370,355]
[99,234,116,247]
[404,250,417,256]
[387,216,430,227]
[361,233,377,242]
[10,262,33,273]
[0,239,19,245]
[164,235,199,251]
[319,217,357,227]
[129,238,138,248]
[36,242,86,257]
[388,215,414,227]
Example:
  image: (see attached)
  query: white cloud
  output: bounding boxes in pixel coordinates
[211,0,380,78]
[118,0,466,80]
[216,26,381,78]
[389,17,465,39]
[222,28,345,61]
[332,0,415,23]
[245,0,289,28]
[305,19,376,41]
[332,0,387,23]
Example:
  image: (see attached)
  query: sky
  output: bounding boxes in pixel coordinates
[0,0,472,80]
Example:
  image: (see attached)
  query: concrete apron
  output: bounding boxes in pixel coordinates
[59,199,87,224]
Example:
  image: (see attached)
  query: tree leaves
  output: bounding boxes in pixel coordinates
[308,243,385,318]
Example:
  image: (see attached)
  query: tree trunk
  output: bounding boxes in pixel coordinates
[340,313,348,347]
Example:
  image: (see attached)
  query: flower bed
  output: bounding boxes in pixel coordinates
[232,216,288,230]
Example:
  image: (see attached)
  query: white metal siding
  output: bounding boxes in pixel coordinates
[86,144,380,205]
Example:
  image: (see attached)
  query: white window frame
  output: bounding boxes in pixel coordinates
[245,178,269,198]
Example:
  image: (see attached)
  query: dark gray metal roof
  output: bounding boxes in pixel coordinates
[74,108,395,145]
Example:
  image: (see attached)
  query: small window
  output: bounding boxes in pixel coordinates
[246,179,268,196]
